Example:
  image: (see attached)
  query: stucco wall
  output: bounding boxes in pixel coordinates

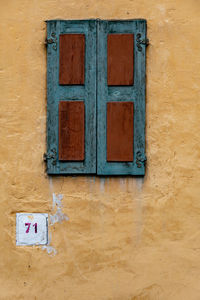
[1,0,200,299]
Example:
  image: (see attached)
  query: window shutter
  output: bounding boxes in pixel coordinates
[46,20,97,174]
[97,20,147,175]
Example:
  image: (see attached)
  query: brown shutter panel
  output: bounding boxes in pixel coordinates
[107,102,134,161]
[107,34,134,86]
[59,101,85,161]
[59,34,85,85]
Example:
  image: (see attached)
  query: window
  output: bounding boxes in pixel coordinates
[45,19,147,175]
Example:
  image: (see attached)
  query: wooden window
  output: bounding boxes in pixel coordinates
[46,19,147,175]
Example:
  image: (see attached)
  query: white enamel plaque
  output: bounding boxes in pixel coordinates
[16,213,48,246]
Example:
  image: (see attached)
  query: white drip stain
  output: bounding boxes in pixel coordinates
[100,178,105,193]
[50,193,69,225]
[42,232,57,256]
[135,178,144,244]
[41,178,69,256]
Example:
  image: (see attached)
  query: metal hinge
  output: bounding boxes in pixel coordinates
[43,148,57,165]
[45,33,57,50]
[136,151,147,168]
[136,33,149,52]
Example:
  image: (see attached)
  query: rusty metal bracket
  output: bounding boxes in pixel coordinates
[45,32,57,50]
[136,33,149,52]
[136,151,147,168]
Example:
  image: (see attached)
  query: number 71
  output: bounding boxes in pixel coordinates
[25,223,37,233]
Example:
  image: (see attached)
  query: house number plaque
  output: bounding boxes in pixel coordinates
[16,213,48,246]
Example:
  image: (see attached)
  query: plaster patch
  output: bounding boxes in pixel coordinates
[52,193,63,209]
[50,193,69,225]
[41,193,69,255]
[50,207,69,225]
[41,232,57,256]
[42,245,57,256]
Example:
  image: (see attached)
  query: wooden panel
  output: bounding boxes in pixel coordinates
[107,34,134,86]
[97,20,146,175]
[59,34,85,85]
[59,101,85,161]
[47,20,97,174]
[107,102,134,161]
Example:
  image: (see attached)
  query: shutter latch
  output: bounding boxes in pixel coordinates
[136,33,149,52]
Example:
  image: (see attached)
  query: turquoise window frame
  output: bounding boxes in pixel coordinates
[46,19,147,175]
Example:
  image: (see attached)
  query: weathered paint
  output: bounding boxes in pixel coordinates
[1,0,200,299]
[43,193,69,255]
[59,34,85,85]
[50,193,69,225]
[97,20,146,175]
[47,20,97,174]
[107,33,134,86]
[107,101,134,161]
[47,19,146,175]
[59,101,85,161]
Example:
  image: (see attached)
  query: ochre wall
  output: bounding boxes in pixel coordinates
[1,0,200,299]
